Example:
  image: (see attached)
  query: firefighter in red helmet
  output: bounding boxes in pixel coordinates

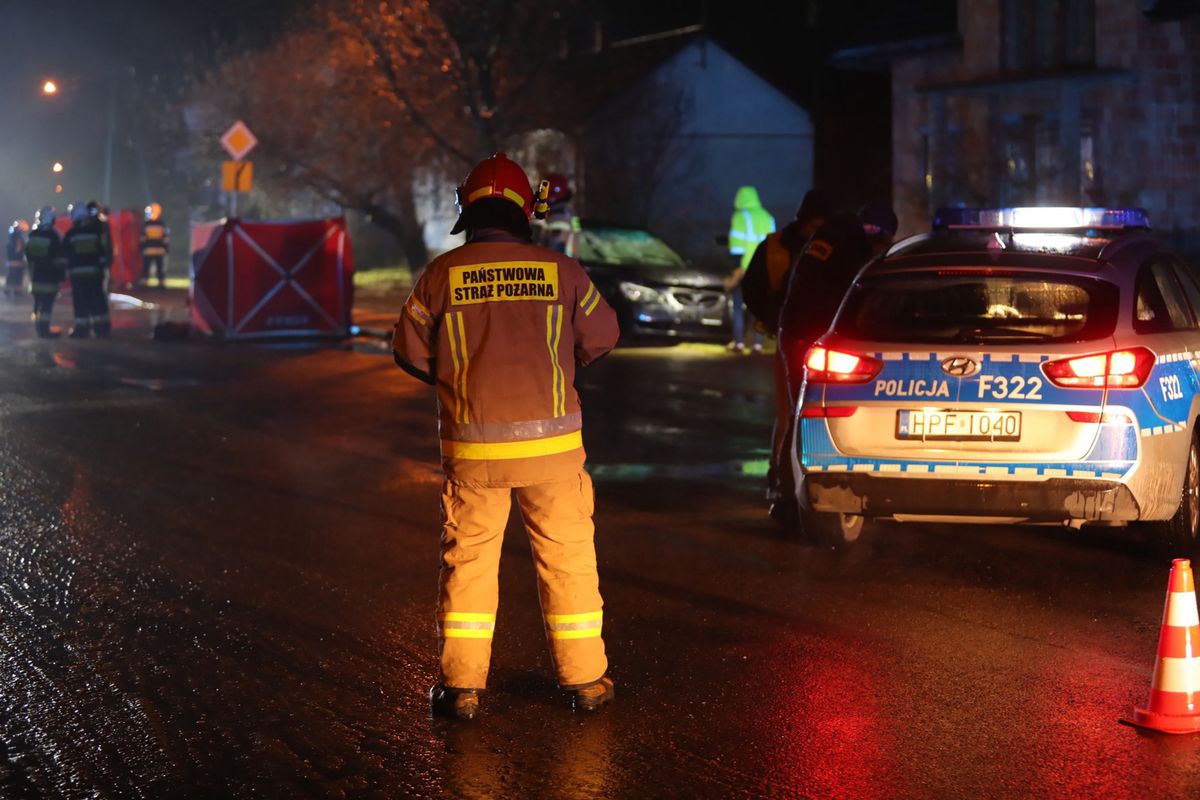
[393,153,619,720]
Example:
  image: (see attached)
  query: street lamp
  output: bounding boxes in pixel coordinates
[41,79,58,96]
[52,162,63,173]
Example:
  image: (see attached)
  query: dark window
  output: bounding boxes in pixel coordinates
[1003,0,1095,71]
[1135,262,1193,333]
[1169,261,1200,328]
[835,271,1118,344]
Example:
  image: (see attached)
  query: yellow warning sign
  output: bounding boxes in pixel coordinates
[222,160,254,193]
[449,261,559,305]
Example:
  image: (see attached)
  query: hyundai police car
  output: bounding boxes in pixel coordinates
[793,207,1200,550]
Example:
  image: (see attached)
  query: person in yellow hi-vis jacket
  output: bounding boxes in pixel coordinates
[725,185,775,353]
[393,153,620,720]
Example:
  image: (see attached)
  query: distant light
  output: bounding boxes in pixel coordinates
[41,80,58,95]
[52,162,63,173]
[54,184,63,193]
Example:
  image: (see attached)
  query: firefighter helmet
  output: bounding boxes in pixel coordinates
[145,202,162,222]
[9,219,29,235]
[544,173,572,205]
[34,206,56,229]
[451,153,533,234]
[68,201,88,224]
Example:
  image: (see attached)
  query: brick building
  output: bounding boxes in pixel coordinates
[842,1,1200,249]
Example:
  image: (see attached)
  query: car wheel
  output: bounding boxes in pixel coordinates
[800,509,869,547]
[1147,432,1200,552]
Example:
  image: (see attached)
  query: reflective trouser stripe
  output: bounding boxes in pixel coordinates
[69,267,101,277]
[441,430,583,460]
[31,283,58,293]
[546,611,603,640]
[439,611,496,639]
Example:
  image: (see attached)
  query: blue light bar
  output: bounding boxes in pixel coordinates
[933,207,1151,231]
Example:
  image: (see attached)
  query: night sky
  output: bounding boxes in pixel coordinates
[0,0,953,226]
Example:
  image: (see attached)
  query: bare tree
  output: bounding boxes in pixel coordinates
[188,0,583,266]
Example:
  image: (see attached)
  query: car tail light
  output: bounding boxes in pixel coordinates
[801,405,858,418]
[803,346,882,384]
[1042,347,1155,389]
[1065,411,1132,424]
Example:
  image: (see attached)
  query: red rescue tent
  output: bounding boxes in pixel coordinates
[189,217,354,339]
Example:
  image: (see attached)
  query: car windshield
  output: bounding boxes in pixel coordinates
[576,227,686,268]
[835,271,1119,344]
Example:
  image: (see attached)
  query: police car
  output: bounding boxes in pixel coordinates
[793,207,1200,551]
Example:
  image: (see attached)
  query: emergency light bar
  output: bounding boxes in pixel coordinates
[933,207,1150,231]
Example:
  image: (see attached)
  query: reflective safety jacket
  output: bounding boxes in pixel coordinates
[393,229,620,486]
[63,221,111,277]
[24,228,66,292]
[141,219,170,257]
[728,186,775,270]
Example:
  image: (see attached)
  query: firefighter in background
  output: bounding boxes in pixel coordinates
[141,202,170,287]
[5,218,29,296]
[725,185,775,353]
[63,201,112,338]
[393,153,619,720]
[25,206,66,338]
[536,173,580,256]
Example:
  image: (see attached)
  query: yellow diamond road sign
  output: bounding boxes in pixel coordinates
[221,121,258,161]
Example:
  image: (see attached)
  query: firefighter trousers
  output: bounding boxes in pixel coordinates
[70,271,110,336]
[437,471,607,690]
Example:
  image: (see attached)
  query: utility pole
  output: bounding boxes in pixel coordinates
[103,65,117,203]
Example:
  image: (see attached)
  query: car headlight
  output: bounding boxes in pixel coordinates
[618,281,666,304]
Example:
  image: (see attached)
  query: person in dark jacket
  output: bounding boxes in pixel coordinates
[742,189,834,332]
[63,201,112,338]
[25,206,66,337]
[770,202,897,524]
[5,219,29,296]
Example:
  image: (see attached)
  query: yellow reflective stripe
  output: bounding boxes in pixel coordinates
[580,283,596,310]
[441,612,496,623]
[583,292,601,316]
[546,611,603,624]
[546,305,565,418]
[502,188,526,208]
[548,628,603,640]
[441,430,583,460]
[409,296,432,319]
[443,628,494,639]
[455,313,470,424]
[468,185,494,202]
[445,313,470,424]
[445,313,465,423]
[406,305,428,326]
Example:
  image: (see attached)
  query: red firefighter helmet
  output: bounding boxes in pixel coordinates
[451,153,534,234]
[544,172,573,205]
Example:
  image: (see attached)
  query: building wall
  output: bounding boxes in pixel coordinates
[891,0,1200,252]
[583,39,814,267]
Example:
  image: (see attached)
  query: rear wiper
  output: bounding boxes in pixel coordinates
[953,326,1048,342]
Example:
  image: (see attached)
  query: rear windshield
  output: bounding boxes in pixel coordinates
[576,227,686,268]
[835,271,1118,344]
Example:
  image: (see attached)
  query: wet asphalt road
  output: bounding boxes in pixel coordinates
[0,291,1199,799]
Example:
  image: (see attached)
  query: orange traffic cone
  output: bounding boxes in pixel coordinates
[1131,558,1200,734]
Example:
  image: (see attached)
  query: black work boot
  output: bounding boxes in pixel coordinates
[572,675,615,712]
[429,684,480,721]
